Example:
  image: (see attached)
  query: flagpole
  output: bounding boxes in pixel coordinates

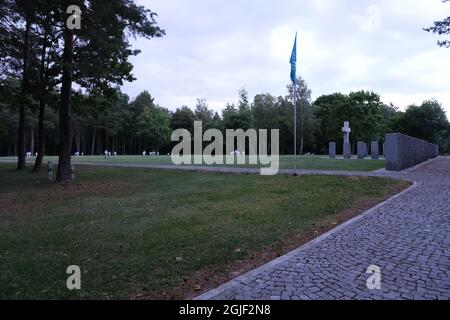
[293,81,298,176]
[290,32,298,176]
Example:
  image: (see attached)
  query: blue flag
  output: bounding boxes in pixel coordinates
[290,33,297,85]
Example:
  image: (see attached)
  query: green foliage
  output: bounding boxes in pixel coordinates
[424,0,450,48]
[252,93,279,129]
[314,91,388,151]
[194,98,214,127]
[170,106,195,132]
[66,0,165,93]
[222,103,251,130]
[130,91,155,118]
[393,100,450,151]
[138,105,171,151]
[0,0,166,168]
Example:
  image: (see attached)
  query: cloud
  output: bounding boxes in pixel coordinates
[383,92,450,113]
[385,49,450,93]
[123,0,450,116]
[309,0,339,12]
[358,5,382,32]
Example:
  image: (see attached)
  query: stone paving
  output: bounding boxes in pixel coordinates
[196,157,450,300]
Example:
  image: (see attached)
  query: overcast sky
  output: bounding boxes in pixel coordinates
[121,0,450,114]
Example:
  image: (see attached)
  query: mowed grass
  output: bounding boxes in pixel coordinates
[0,155,386,171]
[0,163,407,299]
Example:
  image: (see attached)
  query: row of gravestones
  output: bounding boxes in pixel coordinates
[329,121,384,160]
[329,141,384,160]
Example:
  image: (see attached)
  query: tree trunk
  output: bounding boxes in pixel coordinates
[104,129,108,152]
[75,128,80,153]
[33,96,46,172]
[33,0,50,173]
[30,126,35,155]
[56,28,74,182]
[91,128,96,155]
[81,129,85,155]
[97,137,101,155]
[17,12,32,171]
[299,114,304,155]
[130,136,133,154]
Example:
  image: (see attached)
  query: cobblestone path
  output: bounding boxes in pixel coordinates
[197,158,450,300]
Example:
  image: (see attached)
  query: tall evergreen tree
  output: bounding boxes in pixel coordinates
[51,0,164,181]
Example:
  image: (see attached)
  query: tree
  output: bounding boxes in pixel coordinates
[138,106,170,152]
[170,106,195,132]
[347,91,385,142]
[53,1,164,181]
[0,78,20,156]
[210,112,223,132]
[1,1,164,177]
[129,91,155,119]
[393,100,450,151]
[252,93,279,130]
[222,104,240,129]
[287,76,312,155]
[1,1,59,171]
[424,0,450,48]
[32,2,63,172]
[0,0,34,170]
[194,98,213,127]
[274,96,294,154]
[222,89,253,131]
[314,93,348,148]
[314,91,386,153]
[127,91,157,152]
[237,88,252,129]
[56,1,76,181]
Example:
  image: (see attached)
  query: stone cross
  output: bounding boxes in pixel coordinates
[342,121,352,159]
[342,121,351,143]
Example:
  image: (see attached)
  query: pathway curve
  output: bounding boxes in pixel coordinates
[196,157,450,300]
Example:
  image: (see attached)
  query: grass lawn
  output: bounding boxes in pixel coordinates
[0,155,386,171]
[0,164,407,299]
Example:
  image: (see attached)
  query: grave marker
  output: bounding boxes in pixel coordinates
[371,141,379,160]
[342,121,352,159]
[47,162,54,181]
[329,142,336,159]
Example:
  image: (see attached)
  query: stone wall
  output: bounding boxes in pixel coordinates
[385,133,439,171]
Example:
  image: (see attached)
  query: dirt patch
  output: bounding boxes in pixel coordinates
[0,181,131,215]
[346,176,362,181]
[44,180,131,198]
[137,180,411,300]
